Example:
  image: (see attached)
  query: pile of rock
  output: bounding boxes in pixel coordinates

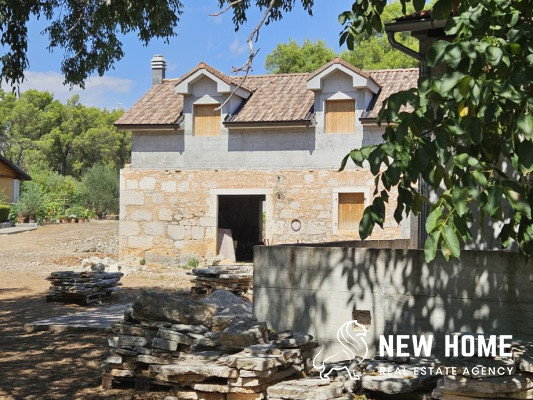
[78,256,136,275]
[432,341,533,400]
[102,290,318,399]
[46,270,123,305]
[190,265,253,295]
[268,377,357,400]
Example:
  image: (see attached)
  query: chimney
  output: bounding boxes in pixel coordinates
[151,55,166,85]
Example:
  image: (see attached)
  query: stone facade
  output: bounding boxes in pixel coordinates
[120,167,411,264]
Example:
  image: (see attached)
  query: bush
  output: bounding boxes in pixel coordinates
[0,205,10,222]
[17,181,47,220]
[81,164,119,217]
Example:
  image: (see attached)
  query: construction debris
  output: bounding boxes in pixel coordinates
[190,265,253,295]
[46,270,123,305]
[102,290,318,399]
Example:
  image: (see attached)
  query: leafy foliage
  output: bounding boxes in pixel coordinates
[0,90,130,178]
[81,164,120,217]
[0,1,184,87]
[338,0,533,260]
[0,205,10,222]
[265,39,336,73]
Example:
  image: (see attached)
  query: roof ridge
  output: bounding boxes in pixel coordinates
[367,68,419,73]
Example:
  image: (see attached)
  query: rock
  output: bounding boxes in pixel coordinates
[172,323,208,334]
[110,369,135,377]
[152,337,179,352]
[151,361,239,378]
[81,258,93,269]
[212,315,235,332]
[226,353,284,371]
[112,323,146,336]
[441,373,533,395]
[132,291,216,325]
[117,335,148,348]
[158,328,194,345]
[211,255,225,266]
[267,378,345,400]
[361,368,435,395]
[202,290,252,317]
[220,318,268,350]
[137,354,173,365]
[275,334,312,349]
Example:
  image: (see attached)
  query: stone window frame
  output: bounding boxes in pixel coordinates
[332,187,370,235]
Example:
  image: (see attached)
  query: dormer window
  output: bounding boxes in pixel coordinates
[194,104,221,136]
[325,99,355,134]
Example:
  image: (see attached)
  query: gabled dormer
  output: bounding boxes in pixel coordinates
[307,57,381,135]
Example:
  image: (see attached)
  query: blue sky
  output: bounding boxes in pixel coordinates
[15,1,352,110]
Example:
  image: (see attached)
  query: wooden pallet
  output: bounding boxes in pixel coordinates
[46,290,113,306]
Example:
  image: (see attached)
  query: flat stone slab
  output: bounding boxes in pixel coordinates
[24,303,129,333]
[0,223,38,235]
[267,378,345,400]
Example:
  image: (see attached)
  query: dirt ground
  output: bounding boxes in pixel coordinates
[0,221,194,400]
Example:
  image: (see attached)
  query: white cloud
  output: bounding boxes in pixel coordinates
[229,38,248,55]
[5,71,134,109]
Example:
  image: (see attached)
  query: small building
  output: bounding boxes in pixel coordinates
[0,155,31,204]
[115,57,419,265]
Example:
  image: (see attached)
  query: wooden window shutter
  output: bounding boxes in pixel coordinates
[338,193,365,231]
[194,104,221,136]
[325,100,355,134]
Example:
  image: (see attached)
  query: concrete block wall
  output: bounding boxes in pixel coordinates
[119,167,411,265]
[253,246,533,357]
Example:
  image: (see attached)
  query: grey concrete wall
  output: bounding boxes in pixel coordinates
[131,69,385,170]
[253,246,533,357]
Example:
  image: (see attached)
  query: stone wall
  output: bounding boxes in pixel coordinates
[253,246,533,357]
[119,166,412,265]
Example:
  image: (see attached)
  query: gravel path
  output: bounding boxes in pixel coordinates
[0,220,194,399]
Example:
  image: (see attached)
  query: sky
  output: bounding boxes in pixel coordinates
[11,1,352,110]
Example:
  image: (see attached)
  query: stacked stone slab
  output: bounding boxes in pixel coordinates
[431,341,533,400]
[102,290,318,399]
[190,265,253,295]
[267,377,357,400]
[46,270,123,305]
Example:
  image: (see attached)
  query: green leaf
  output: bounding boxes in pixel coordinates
[424,231,440,263]
[426,40,449,67]
[486,46,503,66]
[443,224,461,258]
[426,206,443,234]
[518,115,533,139]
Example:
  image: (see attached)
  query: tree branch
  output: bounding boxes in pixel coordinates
[213,0,276,111]
[209,0,246,17]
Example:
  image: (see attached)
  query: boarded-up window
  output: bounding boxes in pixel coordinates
[325,100,355,134]
[194,104,221,136]
[338,193,364,231]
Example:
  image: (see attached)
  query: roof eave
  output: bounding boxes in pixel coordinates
[0,156,31,181]
[224,120,314,129]
[385,18,447,33]
[114,123,182,131]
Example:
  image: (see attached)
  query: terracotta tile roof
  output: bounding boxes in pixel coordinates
[115,79,183,127]
[176,62,254,93]
[307,57,379,88]
[115,63,418,128]
[362,68,419,119]
[228,73,314,123]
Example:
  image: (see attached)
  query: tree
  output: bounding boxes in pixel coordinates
[335,0,533,260]
[81,164,120,217]
[0,1,184,87]
[265,39,336,73]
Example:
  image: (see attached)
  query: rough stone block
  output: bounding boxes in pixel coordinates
[117,335,148,348]
[172,323,208,334]
[132,291,216,325]
[192,226,205,240]
[158,328,194,345]
[267,378,344,400]
[162,181,177,193]
[159,208,173,221]
[144,222,165,236]
[152,337,179,352]
[131,210,152,221]
[221,318,268,350]
[126,179,138,190]
[168,225,186,240]
[139,177,156,190]
[122,190,144,206]
[178,182,189,192]
[151,361,239,378]
[442,373,533,395]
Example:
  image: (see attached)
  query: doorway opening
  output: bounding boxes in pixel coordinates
[217,194,265,262]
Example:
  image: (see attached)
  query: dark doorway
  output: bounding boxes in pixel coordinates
[218,194,265,262]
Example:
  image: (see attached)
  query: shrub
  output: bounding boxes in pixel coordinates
[81,164,119,217]
[0,205,10,222]
[17,181,47,220]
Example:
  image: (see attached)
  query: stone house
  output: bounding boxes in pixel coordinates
[115,56,419,265]
[0,154,31,204]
